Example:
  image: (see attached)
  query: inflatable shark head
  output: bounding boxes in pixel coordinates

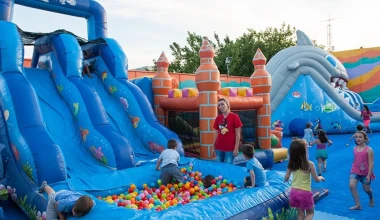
[267,30,349,112]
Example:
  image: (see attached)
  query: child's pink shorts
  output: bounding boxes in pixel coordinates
[364,120,370,127]
[289,188,314,210]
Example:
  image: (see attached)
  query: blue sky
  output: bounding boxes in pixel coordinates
[12,0,380,69]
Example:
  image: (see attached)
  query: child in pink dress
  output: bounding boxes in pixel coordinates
[349,131,375,210]
[360,105,372,134]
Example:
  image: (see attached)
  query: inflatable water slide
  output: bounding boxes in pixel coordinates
[0,0,290,219]
[268,30,380,136]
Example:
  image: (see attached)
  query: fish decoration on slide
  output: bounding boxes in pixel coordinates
[300,101,312,111]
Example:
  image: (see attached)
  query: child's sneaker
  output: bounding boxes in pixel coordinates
[38,181,47,193]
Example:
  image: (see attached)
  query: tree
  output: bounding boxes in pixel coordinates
[229,24,297,76]
[154,23,324,76]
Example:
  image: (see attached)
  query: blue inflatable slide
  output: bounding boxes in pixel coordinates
[0,0,290,219]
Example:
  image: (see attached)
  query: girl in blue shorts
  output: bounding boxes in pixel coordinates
[285,139,325,220]
[349,131,375,210]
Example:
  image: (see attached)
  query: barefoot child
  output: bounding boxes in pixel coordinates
[310,129,332,176]
[39,181,94,219]
[349,124,364,141]
[285,139,325,220]
[361,105,372,134]
[156,139,184,185]
[349,131,375,210]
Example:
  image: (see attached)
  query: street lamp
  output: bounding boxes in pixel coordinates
[225,57,232,76]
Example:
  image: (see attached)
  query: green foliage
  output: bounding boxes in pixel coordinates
[18,195,38,220]
[101,156,108,165]
[169,32,215,73]
[262,207,298,220]
[159,23,324,76]
[0,189,8,200]
[22,162,33,181]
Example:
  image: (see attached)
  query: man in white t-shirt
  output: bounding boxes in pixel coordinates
[155,140,184,185]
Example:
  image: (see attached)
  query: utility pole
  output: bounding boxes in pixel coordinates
[225,57,232,76]
[320,13,342,52]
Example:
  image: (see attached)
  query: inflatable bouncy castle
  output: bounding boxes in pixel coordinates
[154,44,287,167]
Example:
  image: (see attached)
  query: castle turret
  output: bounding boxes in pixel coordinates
[250,48,272,149]
[152,52,172,125]
[195,39,220,159]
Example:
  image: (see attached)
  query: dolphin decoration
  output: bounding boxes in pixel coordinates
[267,30,380,124]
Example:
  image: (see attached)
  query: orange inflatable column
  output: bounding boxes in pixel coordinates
[152,52,172,125]
[250,49,272,149]
[195,39,220,159]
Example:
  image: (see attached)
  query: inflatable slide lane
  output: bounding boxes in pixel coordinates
[80,40,185,160]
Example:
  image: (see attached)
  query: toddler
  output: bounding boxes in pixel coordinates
[156,139,184,185]
[242,144,266,187]
[39,181,94,219]
[303,122,314,148]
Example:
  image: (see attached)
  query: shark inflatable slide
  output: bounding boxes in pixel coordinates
[0,0,291,219]
[268,30,380,136]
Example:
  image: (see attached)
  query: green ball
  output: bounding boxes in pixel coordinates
[271,134,279,147]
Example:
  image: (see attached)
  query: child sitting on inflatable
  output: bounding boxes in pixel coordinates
[242,144,266,188]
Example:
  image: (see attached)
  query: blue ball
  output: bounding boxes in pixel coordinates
[150,183,156,188]
[193,180,198,185]
[136,196,141,201]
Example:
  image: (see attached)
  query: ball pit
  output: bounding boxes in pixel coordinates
[98,164,240,211]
